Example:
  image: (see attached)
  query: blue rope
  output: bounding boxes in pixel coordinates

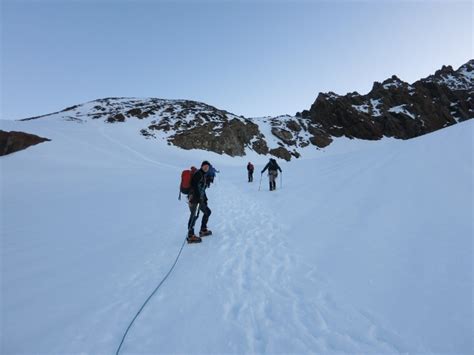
[115,237,187,354]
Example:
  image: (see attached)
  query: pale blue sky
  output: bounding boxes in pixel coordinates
[1,0,472,119]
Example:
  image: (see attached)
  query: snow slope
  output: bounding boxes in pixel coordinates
[1,118,472,354]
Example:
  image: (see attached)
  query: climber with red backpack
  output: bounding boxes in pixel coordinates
[179,161,213,243]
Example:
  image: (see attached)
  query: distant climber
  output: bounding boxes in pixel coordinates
[261,158,282,191]
[247,162,254,182]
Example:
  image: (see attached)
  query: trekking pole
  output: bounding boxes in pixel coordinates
[280,172,283,189]
[258,173,263,191]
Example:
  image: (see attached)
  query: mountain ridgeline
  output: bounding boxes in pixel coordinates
[16,60,474,160]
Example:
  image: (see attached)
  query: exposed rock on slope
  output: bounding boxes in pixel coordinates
[300,60,474,141]
[0,130,51,156]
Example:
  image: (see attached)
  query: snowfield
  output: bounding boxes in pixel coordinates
[1,117,472,354]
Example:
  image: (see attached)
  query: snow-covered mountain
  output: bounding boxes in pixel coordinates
[1,62,473,352]
[5,60,472,160]
[1,110,472,354]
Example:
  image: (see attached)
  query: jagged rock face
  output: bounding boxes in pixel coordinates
[304,60,474,141]
[0,130,50,156]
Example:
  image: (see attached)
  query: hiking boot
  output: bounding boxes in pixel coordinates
[199,229,213,237]
[187,234,202,243]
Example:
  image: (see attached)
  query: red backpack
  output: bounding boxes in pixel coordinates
[179,166,197,199]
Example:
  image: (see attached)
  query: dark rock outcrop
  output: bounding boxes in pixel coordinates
[0,130,50,156]
[106,113,126,123]
[305,60,473,141]
[168,118,262,156]
[269,147,292,161]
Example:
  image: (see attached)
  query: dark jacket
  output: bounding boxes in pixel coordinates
[261,159,282,174]
[247,163,254,172]
[190,168,207,204]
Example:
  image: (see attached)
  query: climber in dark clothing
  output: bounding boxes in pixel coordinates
[187,161,213,243]
[247,162,254,182]
[261,158,282,191]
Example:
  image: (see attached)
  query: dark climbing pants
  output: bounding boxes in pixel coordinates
[188,201,211,235]
[268,170,278,191]
[248,171,253,182]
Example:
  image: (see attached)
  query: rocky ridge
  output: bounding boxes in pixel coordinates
[16,60,473,160]
[299,60,474,145]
